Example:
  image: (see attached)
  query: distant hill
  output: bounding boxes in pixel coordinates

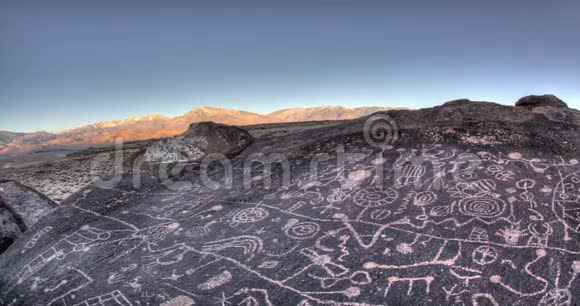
[0,131,26,146]
[0,105,400,154]
[268,106,390,122]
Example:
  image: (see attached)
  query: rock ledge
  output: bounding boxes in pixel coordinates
[515,94,568,108]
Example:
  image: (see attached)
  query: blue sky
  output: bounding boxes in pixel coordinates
[1,0,579,132]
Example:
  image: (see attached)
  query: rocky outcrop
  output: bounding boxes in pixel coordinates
[365,97,579,154]
[1,98,580,305]
[515,94,568,108]
[144,122,253,163]
[0,180,56,253]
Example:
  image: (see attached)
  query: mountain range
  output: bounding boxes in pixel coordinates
[0,105,397,155]
[0,131,26,146]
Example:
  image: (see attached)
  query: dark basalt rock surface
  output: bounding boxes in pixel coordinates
[0,180,57,253]
[1,98,580,306]
[144,121,254,163]
[515,94,569,109]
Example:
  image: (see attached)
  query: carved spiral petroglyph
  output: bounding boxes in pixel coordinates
[413,191,437,207]
[458,197,506,218]
[185,226,210,238]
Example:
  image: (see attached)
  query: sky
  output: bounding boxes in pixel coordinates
[1,0,580,132]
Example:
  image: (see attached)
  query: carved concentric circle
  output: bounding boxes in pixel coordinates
[458,197,506,218]
[232,207,269,223]
[284,222,320,240]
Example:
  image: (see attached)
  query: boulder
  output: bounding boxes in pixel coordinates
[0,180,56,253]
[515,94,568,108]
[143,121,253,163]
